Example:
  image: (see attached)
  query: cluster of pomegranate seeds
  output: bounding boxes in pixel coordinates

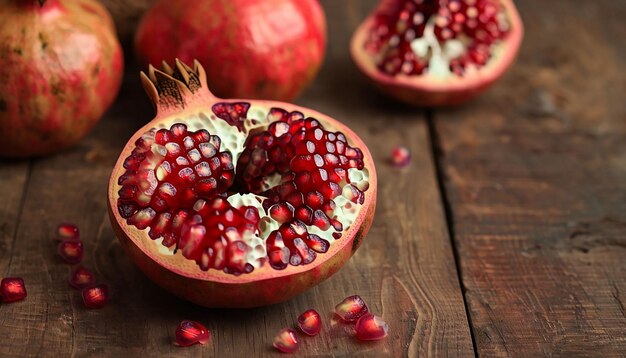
[334,295,370,322]
[297,309,322,336]
[175,320,211,347]
[335,295,388,341]
[212,102,249,132]
[178,197,260,274]
[239,108,367,270]
[0,277,27,303]
[365,0,510,76]
[390,146,411,167]
[117,123,235,248]
[81,284,110,309]
[273,328,300,353]
[69,266,96,289]
[57,240,84,264]
[52,222,110,308]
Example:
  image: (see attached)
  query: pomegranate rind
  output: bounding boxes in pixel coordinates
[108,93,377,308]
[350,0,524,106]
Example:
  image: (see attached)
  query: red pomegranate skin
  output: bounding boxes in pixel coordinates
[135,0,326,102]
[0,0,123,158]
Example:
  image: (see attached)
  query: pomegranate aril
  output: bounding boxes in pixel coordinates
[69,266,96,289]
[82,284,109,309]
[56,223,79,241]
[0,277,27,303]
[391,146,411,167]
[355,314,389,341]
[298,309,322,336]
[175,320,210,347]
[57,240,84,264]
[272,328,299,353]
[335,295,369,322]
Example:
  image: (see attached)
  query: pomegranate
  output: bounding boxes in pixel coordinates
[134,0,326,102]
[57,240,84,264]
[0,277,27,303]
[351,0,523,106]
[56,223,79,241]
[355,314,389,341]
[107,60,376,308]
[175,320,210,347]
[82,284,109,309]
[297,309,322,336]
[69,266,96,289]
[335,295,370,323]
[273,328,299,353]
[0,0,123,157]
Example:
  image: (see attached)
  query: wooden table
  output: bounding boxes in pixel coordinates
[1,1,625,356]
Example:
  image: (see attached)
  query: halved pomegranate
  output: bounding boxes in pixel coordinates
[351,0,523,106]
[107,60,377,308]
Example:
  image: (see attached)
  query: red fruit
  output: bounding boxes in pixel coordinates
[0,277,27,303]
[175,320,210,347]
[272,328,299,353]
[57,240,84,264]
[56,223,79,241]
[351,0,523,106]
[355,314,389,341]
[391,146,411,167]
[82,284,109,309]
[107,60,377,308]
[69,266,96,289]
[335,295,369,322]
[0,0,123,157]
[297,309,322,336]
[135,0,326,102]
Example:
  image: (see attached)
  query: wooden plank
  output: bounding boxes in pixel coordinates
[0,1,473,356]
[0,161,30,277]
[433,0,626,356]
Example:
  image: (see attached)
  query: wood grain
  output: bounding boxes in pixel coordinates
[0,0,472,357]
[433,0,626,356]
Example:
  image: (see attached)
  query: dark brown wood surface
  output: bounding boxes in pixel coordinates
[432,0,626,356]
[0,0,624,357]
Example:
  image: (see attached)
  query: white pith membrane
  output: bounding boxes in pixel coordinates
[118,105,370,273]
[367,0,511,79]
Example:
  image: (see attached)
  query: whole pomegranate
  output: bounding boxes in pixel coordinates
[351,0,523,106]
[134,0,326,102]
[107,60,376,307]
[0,0,124,157]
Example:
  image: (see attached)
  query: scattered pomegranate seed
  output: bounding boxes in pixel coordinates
[69,266,96,289]
[0,277,27,303]
[297,309,322,336]
[57,240,84,264]
[390,146,411,167]
[175,320,210,347]
[273,328,299,353]
[335,295,369,322]
[56,223,80,241]
[355,314,389,341]
[81,284,109,309]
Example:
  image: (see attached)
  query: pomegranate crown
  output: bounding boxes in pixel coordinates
[140,59,211,115]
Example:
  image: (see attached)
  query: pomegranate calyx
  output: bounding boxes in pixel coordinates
[140,59,212,117]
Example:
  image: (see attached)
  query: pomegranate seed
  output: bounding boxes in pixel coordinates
[0,277,27,303]
[175,320,210,347]
[56,223,79,241]
[69,266,96,289]
[355,314,389,341]
[297,309,322,336]
[81,284,109,309]
[57,240,84,264]
[272,328,299,353]
[390,146,411,167]
[335,295,369,322]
